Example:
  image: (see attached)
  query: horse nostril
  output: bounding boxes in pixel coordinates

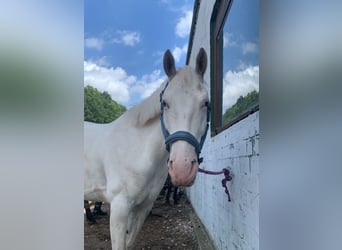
[190,159,198,172]
[169,160,174,170]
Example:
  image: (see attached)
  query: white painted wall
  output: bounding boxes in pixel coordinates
[186,1,259,249]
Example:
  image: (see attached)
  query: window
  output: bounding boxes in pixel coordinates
[210,0,259,135]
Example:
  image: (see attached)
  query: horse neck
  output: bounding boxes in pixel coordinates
[123,81,169,162]
[128,81,166,128]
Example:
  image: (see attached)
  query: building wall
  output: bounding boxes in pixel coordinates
[186,1,259,249]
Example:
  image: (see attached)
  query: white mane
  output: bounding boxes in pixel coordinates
[128,81,167,127]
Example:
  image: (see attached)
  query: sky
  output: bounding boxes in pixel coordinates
[84,0,259,110]
[222,0,259,111]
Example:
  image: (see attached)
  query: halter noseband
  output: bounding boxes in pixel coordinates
[159,81,210,164]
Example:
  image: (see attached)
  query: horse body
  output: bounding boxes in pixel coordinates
[84,48,208,249]
[84,110,167,203]
[85,103,169,248]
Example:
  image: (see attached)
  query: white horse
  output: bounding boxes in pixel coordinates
[84,48,209,249]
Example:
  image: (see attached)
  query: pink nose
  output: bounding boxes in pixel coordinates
[168,157,199,187]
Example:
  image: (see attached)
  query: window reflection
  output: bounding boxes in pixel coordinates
[221,0,259,125]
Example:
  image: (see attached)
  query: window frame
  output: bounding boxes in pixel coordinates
[210,0,259,136]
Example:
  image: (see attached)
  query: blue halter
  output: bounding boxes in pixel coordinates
[159,81,210,164]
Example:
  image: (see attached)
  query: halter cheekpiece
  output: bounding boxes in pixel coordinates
[159,81,210,164]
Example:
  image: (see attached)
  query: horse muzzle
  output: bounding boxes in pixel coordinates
[167,141,199,187]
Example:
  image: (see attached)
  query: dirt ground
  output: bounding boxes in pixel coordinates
[84,192,200,250]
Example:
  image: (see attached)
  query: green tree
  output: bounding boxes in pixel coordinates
[84,85,126,123]
[222,90,259,124]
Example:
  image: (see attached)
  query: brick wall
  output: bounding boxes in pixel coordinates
[186,1,259,249]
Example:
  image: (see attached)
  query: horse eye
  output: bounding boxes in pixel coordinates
[202,101,209,108]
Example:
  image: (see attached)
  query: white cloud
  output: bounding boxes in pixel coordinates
[242,42,257,54]
[223,33,258,55]
[132,70,166,100]
[223,32,238,48]
[112,30,141,46]
[84,61,166,107]
[84,37,104,51]
[88,56,111,67]
[172,44,188,63]
[84,61,136,105]
[222,65,259,111]
[152,45,187,66]
[175,10,192,38]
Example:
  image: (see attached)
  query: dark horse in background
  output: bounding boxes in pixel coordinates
[160,174,179,205]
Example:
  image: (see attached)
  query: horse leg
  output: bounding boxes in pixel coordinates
[93,201,107,216]
[109,197,131,250]
[126,204,152,249]
[159,183,167,196]
[165,184,172,205]
[84,200,96,224]
[173,186,179,204]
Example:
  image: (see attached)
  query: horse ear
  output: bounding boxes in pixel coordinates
[163,49,177,78]
[196,48,207,77]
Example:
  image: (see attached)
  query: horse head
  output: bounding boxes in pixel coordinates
[160,48,209,187]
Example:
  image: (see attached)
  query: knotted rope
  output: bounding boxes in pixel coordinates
[198,167,232,202]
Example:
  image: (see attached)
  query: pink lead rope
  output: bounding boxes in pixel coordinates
[198,167,232,202]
